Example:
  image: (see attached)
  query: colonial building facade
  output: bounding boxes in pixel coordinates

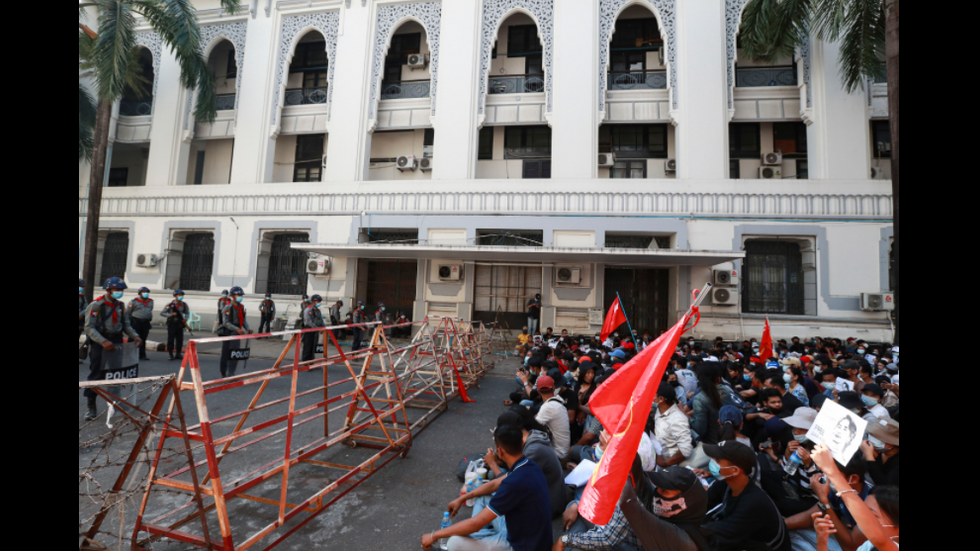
[78,0,895,342]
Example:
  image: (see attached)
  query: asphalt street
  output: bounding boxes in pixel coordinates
[80,327,561,551]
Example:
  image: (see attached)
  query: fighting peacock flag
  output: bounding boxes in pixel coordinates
[750,316,773,365]
[600,297,629,343]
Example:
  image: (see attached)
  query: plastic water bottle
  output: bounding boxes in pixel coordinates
[465,481,475,507]
[439,512,452,550]
[783,451,805,476]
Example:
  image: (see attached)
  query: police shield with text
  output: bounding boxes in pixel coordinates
[302,295,326,362]
[162,290,190,361]
[259,293,276,334]
[127,287,154,360]
[218,287,252,378]
[83,278,143,421]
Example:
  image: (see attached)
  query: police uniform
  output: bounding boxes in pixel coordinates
[298,299,312,329]
[351,307,366,351]
[84,296,139,400]
[217,296,231,326]
[394,314,411,339]
[258,298,276,334]
[162,300,190,359]
[127,296,154,359]
[329,302,346,340]
[219,300,250,378]
[301,303,325,362]
[79,293,88,340]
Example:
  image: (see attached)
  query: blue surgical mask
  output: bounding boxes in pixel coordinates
[595,446,604,461]
[176,296,184,302]
[141,293,149,299]
[314,302,322,309]
[524,357,530,366]
[235,296,244,304]
[79,287,85,294]
[783,374,793,384]
[861,395,879,408]
[793,433,809,444]
[381,307,386,312]
[111,291,124,300]
[743,375,753,382]
[708,459,732,480]
[868,435,887,451]
[858,349,866,355]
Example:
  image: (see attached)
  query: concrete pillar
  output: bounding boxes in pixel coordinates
[674,0,729,180]
[144,48,191,186]
[805,38,871,180]
[431,0,482,181]
[550,0,600,179]
[229,13,277,184]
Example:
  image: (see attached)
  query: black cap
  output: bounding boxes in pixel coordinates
[840,360,860,372]
[837,391,864,409]
[656,383,675,401]
[647,467,698,492]
[862,384,885,398]
[704,441,756,474]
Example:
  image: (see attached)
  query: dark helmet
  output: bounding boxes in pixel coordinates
[221,290,229,296]
[230,286,245,296]
[311,294,323,302]
[378,302,386,308]
[357,300,364,306]
[265,294,272,299]
[302,294,310,300]
[79,278,85,287]
[138,287,150,294]
[103,277,128,290]
[173,289,185,296]
[336,299,344,306]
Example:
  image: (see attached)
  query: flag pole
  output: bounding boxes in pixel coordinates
[681,283,713,334]
[615,292,640,349]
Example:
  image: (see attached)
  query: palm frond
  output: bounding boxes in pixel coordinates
[811,0,850,43]
[835,0,886,92]
[220,0,243,15]
[740,0,812,63]
[79,82,98,160]
[93,0,137,102]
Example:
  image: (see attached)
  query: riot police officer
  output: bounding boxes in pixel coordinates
[298,295,312,329]
[218,287,252,378]
[351,300,366,351]
[216,290,231,330]
[127,287,154,360]
[83,278,142,421]
[302,295,325,362]
[259,294,276,335]
[162,290,190,361]
[329,300,345,340]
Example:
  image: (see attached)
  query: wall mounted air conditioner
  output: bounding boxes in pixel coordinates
[407,54,428,68]
[711,287,738,306]
[713,269,739,287]
[598,153,615,167]
[419,157,434,172]
[861,293,895,312]
[762,152,783,166]
[665,159,677,173]
[136,254,159,268]
[396,155,418,171]
[307,258,330,275]
[759,166,782,180]
[556,266,583,286]
[438,265,462,281]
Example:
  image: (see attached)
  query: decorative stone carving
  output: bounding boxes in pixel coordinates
[369,2,442,120]
[134,31,163,115]
[800,31,812,108]
[200,22,249,113]
[478,0,554,115]
[271,11,341,126]
[599,0,677,113]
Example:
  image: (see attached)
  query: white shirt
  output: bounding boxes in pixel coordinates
[536,396,570,459]
[676,369,698,396]
[870,403,891,420]
[654,404,693,460]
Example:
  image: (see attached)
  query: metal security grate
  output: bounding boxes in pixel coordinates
[366,230,420,244]
[267,234,310,296]
[179,234,214,292]
[742,241,805,315]
[100,233,129,282]
[476,231,544,247]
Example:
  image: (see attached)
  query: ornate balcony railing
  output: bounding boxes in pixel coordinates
[736,67,798,87]
[216,94,236,111]
[607,71,668,91]
[119,99,153,117]
[381,80,430,101]
[488,74,546,95]
[284,87,329,106]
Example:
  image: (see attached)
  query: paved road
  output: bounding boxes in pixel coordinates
[80,328,559,551]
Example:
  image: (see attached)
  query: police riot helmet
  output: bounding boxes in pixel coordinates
[103,277,128,290]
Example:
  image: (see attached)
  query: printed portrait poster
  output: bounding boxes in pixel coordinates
[806,400,868,465]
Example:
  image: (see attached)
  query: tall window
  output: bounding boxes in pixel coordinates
[267,234,310,296]
[478,127,494,160]
[730,124,761,160]
[872,121,892,158]
[505,127,551,157]
[108,168,129,187]
[292,41,328,89]
[294,135,324,182]
[179,233,215,292]
[506,25,542,74]
[100,232,129,282]
[729,159,741,179]
[773,122,807,157]
[600,125,668,159]
[610,18,661,72]
[523,160,551,179]
[742,241,805,315]
[384,33,421,86]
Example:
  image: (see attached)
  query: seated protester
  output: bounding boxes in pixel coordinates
[718,406,752,450]
[569,414,605,465]
[837,392,876,423]
[760,408,821,517]
[508,358,543,407]
[613,464,711,551]
[702,441,792,551]
[814,485,899,551]
[534,376,571,461]
[859,385,891,420]
[652,383,694,468]
[516,327,532,357]
[691,363,743,446]
[676,357,700,400]
[786,451,872,551]
[762,371,805,414]
[427,424,553,551]
[862,417,899,487]
[556,486,644,551]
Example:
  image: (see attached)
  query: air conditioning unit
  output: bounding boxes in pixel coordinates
[556,266,583,286]
[861,292,895,312]
[407,53,428,68]
[598,153,616,167]
[419,157,434,172]
[438,265,462,281]
[136,254,159,268]
[713,269,739,287]
[307,258,330,275]
[871,167,888,180]
[762,152,783,166]
[665,159,677,173]
[711,287,739,306]
[396,155,418,172]
[759,166,782,180]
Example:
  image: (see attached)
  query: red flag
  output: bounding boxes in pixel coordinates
[579,308,696,525]
[751,316,773,365]
[600,298,629,343]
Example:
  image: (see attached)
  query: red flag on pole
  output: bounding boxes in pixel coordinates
[579,307,699,525]
[600,297,629,343]
[750,316,773,365]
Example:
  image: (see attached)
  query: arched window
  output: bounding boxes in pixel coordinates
[119,48,155,116]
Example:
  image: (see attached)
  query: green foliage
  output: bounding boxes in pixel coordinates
[79,82,97,161]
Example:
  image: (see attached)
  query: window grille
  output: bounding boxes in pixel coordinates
[742,241,805,315]
[267,234,310,296]
[179,234,215,292]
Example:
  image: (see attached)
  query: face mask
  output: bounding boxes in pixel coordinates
[783,374,793,384]
[708,460,735,481]
[141,293,149,299]
[176,296,184,302]
[314,302,322,309]
[111,291,124,300]
[524,357,530,366]
[868,435,887,451]
[743,375,753,382]
[858,349,866,355]
[613,333,619,338]
[360,306,365,310]
[381,307,386,312]
[79,287,85,294]
[793,433,809,444]
[861,396,879,408]
[235,296,244,304]
[850,408,863,416]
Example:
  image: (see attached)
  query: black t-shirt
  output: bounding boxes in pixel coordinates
[559,387,579,413]
[780,391,804,414]
[527,299,542,320]
[703,483,791,551]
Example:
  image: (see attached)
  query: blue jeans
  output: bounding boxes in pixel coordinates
[790,529,843,551]
[528,317,539,336]
[448,496,511,551]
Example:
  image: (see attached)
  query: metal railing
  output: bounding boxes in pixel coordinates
[381,80,431,100]
[488,74,546,95]
[216,94,236,111]
[736,67,798,87]
[118,99,153,117]
[607,71,668,91]
[284,87,329,106]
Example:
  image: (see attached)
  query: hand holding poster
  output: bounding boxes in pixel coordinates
[805,400,868,465]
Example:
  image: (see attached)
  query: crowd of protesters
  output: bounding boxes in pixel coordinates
[422,330,899,551]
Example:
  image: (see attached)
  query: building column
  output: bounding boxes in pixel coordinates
[229,12,277,184]
[674,0,729,180]
[430,0,482,181]
[805,38,871,180]
[144,48,192,186]
[549,0,600,180]
[324,2,375,182]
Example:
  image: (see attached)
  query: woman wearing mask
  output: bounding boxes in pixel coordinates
[785,366,810,407]
[859,384,891,420]
[862,417,899,486]
[691,363,741,445]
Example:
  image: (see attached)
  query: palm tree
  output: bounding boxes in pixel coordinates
[740,0,899,343]
[78,0,241,301]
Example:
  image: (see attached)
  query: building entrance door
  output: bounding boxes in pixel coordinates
[474,265,542,331]
[603,267,670,337]
[364,260,418,319]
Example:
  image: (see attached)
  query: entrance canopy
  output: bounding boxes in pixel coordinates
[292,243,744,266]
